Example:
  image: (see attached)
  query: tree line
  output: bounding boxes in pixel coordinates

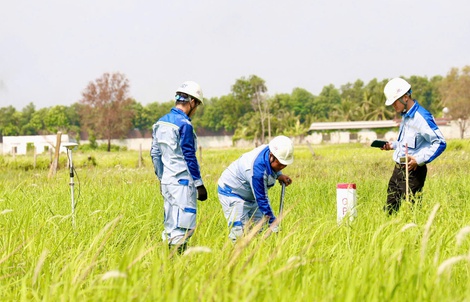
[1,66,469,151]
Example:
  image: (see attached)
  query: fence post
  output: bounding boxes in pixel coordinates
[199,146,202,163]
[48,132,62,178]
[139,144,142,168]
[33,146,37,169]
[306,140,315,157]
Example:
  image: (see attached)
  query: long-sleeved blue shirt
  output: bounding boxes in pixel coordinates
[217,145,282,224]
[392,101,446,165]
[150,107,203,187]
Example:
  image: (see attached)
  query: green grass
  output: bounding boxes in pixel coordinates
[1,140,470,301]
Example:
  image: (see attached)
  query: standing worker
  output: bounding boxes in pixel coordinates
[217,135,294,241]
[381,77,446,215]
[150,81,207,253]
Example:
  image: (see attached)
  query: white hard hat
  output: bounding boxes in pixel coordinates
[269,135,294,165]
[384,78,411,106]
[176,81,204,104]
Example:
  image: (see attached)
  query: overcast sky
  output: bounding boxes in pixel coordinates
[1,0,469,110]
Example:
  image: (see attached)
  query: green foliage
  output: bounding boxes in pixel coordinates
[26,108,48,134]
[97,144,127,152]
[19,103,37,134]
[358,78,395,121]
[44,105,70,133]
[88,131,98,149]
[0,141,469,300]
[291,87,316,117]
[78,143,96,151]
[444,139,470,151]
[331,97,358,121]
[439,65,470,138]
[1,67,468,142]
[0,106,21,135]
[407,75,444,115]
[132,100,174,136]
[146,101,174,123]
[0,154,61,170]
[313,84,341,120]
[233,112,258,142]
[340,79,365,103]
[79,143,126,152]
[198,95,243,132]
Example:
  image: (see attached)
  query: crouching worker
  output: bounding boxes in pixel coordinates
[150,81,207,254]
[217,136,294,241]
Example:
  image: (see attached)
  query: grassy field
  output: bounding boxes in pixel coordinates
[1,139,470,301]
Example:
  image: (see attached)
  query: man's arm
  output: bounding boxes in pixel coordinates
[150,123,163,180]
[414,112,447,165]
[179,123,203,187]
[251,158,276,224]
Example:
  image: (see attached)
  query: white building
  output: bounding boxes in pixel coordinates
[2,134,73,155]
[305,118,464,144]
[306,120,400,144]
[0,118,465,154]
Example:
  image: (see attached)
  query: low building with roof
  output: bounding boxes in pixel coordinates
[2,134,74,155]
[306,118,458,144]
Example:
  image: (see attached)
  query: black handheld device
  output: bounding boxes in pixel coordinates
[370,140,388,148]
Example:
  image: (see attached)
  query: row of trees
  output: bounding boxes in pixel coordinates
[1,66,469,150]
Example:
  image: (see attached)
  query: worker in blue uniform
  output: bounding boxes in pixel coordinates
[381,77,446,214]
[150,81,207,253]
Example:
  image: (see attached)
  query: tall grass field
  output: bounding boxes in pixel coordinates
[1,140,470,301]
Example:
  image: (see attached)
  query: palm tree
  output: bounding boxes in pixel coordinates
[360,90,395,121]
[331,97,358,121]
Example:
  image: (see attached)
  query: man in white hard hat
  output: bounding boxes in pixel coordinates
[217,135,294,241]
[150,81,207,253]
[381,77,446,215]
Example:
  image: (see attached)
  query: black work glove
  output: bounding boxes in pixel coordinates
[197,185,207,201]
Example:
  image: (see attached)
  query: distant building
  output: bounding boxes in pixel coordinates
[2,134,74,155]
[306,118,461,144]
[0,118,463,155]
[308,120,400,131]
[306,120,398,144]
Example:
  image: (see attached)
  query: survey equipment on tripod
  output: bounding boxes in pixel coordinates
[62,142,78,227]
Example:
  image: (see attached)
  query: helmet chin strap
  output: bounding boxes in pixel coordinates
[398,95,408,114]
[187,99,197,117]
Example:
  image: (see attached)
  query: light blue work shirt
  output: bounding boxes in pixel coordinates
[150,107,203,187]
[392,101,446,165]
[217,145,282,224]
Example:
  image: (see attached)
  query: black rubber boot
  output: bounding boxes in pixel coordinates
[169,243,187,255]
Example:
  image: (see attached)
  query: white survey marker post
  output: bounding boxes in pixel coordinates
[336,183,357,223]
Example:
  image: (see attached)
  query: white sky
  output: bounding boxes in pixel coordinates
[1,0,469,110]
